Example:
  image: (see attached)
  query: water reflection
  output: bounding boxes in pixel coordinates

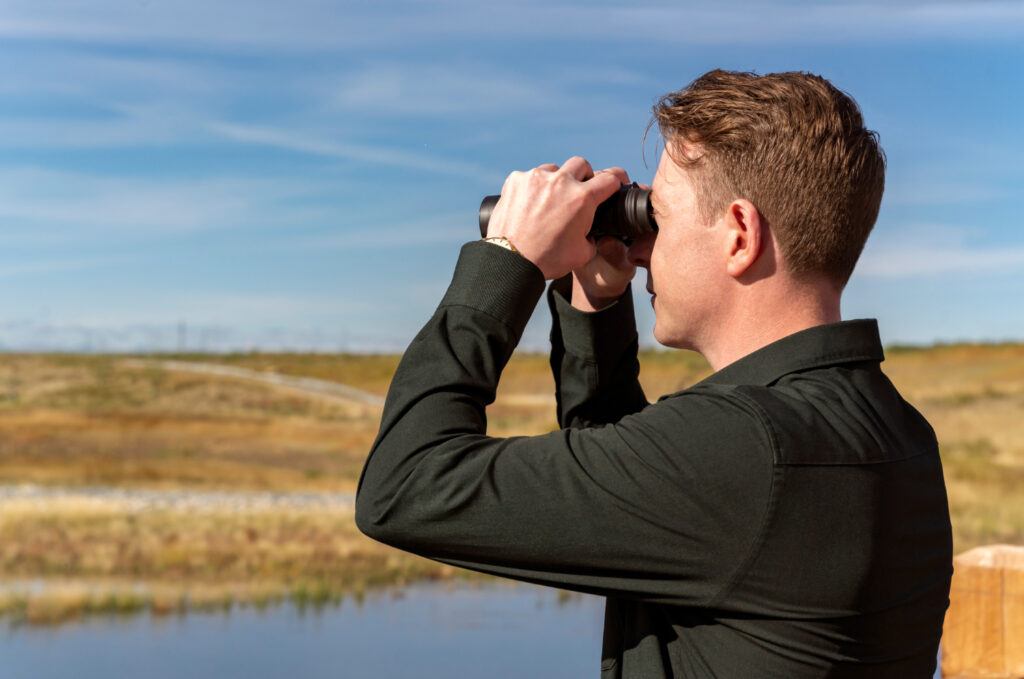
[1,582,944,679]
[3,583,605,679]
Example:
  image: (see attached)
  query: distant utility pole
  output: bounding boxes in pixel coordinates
[177,321,186,353]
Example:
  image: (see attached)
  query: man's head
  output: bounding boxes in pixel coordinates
[632,70,885,360]
[651,69,885,290]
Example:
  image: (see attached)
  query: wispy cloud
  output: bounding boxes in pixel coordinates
[0,168,343,237]
[859,246,1024,278]
[67,291,377,326]
[207,121,504,184]
[285,212,474,251]
[857,222,1024,278]
[883,182,1005,207]
[0,319,383,353]
[326,65,556,116]
[1,1,1021,49]
[0,290,404,352]
[0,256,125,278]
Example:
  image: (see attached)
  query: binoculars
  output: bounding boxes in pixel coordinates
[478,182,658,243]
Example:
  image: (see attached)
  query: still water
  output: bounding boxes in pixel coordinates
[3,584,605,679]
[2,583,943,678]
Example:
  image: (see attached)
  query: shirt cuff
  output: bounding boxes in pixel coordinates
[548,275,639,362]
[439,241,547,339]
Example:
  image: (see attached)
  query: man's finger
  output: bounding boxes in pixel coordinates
[585,169,624,204]
[599,167,630,185]
[535,163,559,173]
[560,156,594,181]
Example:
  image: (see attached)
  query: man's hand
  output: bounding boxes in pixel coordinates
[486,157,623,280]
[571,236,636,312]
[567,166,640,311]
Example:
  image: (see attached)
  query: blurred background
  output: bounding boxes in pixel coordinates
[1,1,1022,677]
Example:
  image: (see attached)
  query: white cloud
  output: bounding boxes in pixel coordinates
[0,290,414,352]
[858,246,1024,278]
[883,182,1004,207]
[0,319,378,353]
[857,222,1024,278]
[66,291,376,327]
[1,287,379,326]
[0,167,342,237]
[0,116,192,149]
[327,65,554,115]
[1,1,1021,50]
[0,256,125,278]
[285,212,475,251]
[207,121,504,184]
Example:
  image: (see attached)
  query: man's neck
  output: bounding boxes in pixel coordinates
[699,282,842,372]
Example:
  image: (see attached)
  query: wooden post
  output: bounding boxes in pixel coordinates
[942,544,1024,678]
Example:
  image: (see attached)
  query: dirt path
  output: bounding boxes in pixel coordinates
[0,483,355,513]
[120,358,386,408]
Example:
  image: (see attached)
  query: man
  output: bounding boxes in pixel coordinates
[356,70,953,677]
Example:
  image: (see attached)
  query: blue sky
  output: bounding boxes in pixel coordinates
[1,0,1022,352]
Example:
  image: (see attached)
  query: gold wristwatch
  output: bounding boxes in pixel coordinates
[481,236,519,254]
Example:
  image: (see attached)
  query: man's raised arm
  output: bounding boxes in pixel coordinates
[354,158,770,603]
[547,273,648,428]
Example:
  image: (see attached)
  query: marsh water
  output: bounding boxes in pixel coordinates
[3,583,605,679]
[2,582,944,678]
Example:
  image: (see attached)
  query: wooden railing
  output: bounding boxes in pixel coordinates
[942,545,1024,678]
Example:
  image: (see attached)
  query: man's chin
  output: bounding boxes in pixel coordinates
[652,324,676,349]
[653,323,695,352]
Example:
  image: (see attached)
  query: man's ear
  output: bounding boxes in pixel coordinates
[722,199,764,279]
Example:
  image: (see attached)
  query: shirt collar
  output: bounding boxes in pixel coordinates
[692,319,885,388]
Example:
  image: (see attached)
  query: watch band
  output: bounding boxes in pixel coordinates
[481,236,519,254]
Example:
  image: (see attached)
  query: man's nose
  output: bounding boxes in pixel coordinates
[627,232,656,268]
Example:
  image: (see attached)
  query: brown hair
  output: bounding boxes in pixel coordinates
[652,69,885,288]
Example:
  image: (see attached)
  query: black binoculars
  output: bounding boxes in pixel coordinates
[478,182,658,243]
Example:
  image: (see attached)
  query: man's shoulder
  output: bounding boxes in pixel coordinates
[693,362,938,466]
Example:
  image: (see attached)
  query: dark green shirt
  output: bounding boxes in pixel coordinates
[356,242,953,678]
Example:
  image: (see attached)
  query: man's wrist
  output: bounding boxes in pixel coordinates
[440,242,545,338]
[549,275,638,362]
[571,274,628,312]
[481,236,519,254]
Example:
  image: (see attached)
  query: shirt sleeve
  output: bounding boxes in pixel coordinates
[547,275,649,428]
[355,242,775,607]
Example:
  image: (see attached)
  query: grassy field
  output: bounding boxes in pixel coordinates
[0,345,1021,623]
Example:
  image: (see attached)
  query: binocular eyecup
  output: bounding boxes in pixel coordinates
[478,182,657,243]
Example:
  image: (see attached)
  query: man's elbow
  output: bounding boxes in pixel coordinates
[354,488,409,549]
[354,488,387,541]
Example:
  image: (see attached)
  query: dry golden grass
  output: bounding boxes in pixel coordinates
[0,355,379,491]
[0,345,1022,623]
[880,344,1024,552]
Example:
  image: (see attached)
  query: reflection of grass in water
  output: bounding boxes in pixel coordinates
[0,499,462,625]
[0,580,338,625]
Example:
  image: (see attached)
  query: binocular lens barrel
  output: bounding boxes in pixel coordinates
[478,182,657,242]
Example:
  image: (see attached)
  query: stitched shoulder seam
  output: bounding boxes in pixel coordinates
[706,387,781,609]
